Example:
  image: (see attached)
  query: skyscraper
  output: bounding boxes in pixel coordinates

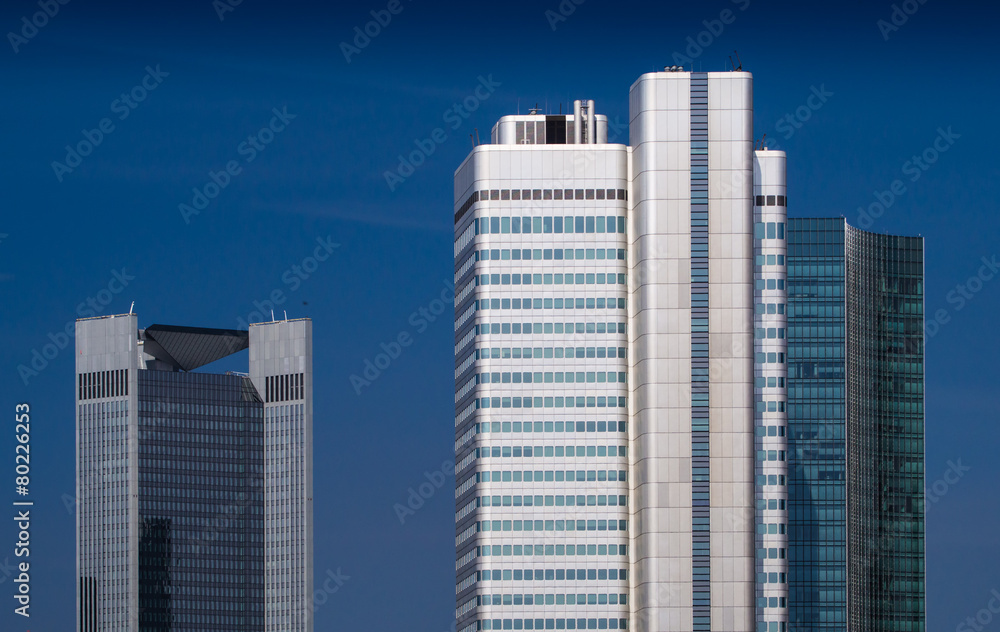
[786,218,925,631]
[452,69,924,632]
[250,318,315,632]
[75,314,313,632]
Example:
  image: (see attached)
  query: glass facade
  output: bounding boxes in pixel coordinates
[137,371,265,631]
[786,219,925,632]
[787,219,848,631]
[844,227,925,632]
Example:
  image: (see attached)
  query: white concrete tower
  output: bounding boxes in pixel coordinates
[752,149,789,632]
[628,69,756,632]
[454,104,631,631]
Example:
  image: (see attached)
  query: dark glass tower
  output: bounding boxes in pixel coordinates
[137,371,264,631]
[76,315,313,632]
[786,218,925,632]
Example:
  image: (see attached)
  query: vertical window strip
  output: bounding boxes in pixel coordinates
[690,71,711,626]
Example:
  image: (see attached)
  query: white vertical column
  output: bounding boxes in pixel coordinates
[754,149,789,632]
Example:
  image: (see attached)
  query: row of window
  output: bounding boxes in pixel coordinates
[478,273,626,286]
[755,254,787,266]
[478,297,626,311]
[478,248,625,262]
[480,372,626,385]
[478,593,627,607]
[137,458,251,472]
[478,494,627,507]
[265,372,304,403]
[478,568,627,582]
[476,618,627,631]
[483,187,627,203]
[478,421,626,434]
[750,474,783,490]
[455,187,628,223]
[754,222,787,240]
[756,302,786,315]
[78,369,128,400]
[754,328,787,340]
[756,400,787,413]
[479,470,626,483]
[480,518,627,532]
[476,346,626,359]
[757,547,788,559]
[478,543,627,557]
[476,215,627,236]
[757,450,787,462]
[478,396,627,410]
[479,322,626,336]
[141,445,245,459]
[477,445,626,459]
[755,195,788,207]
[138,430,258,445]
[755,377,786,388]
[755,279,787,290]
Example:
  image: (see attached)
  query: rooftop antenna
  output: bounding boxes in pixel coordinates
[475,128,481,145]
[470,133,476,149]
[129,301,134,315]
[271,309,275,322]
[283,310,287,321]
[732,50,743,71]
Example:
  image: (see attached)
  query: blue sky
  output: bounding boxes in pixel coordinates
[1,0,998,629]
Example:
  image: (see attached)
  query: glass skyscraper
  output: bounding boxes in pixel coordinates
[786,219,925,632]
[453,69,925,632]
[75,314,313,632]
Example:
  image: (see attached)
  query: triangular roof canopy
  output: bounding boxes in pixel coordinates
[141,324,249,371]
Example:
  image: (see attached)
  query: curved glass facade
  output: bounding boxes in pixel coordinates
[786,219,924,632]
[844,226,925,632]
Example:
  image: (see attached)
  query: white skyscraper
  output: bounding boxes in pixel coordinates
[454,69,789,632]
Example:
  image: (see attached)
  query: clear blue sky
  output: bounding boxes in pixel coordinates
[1,0,997,629]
